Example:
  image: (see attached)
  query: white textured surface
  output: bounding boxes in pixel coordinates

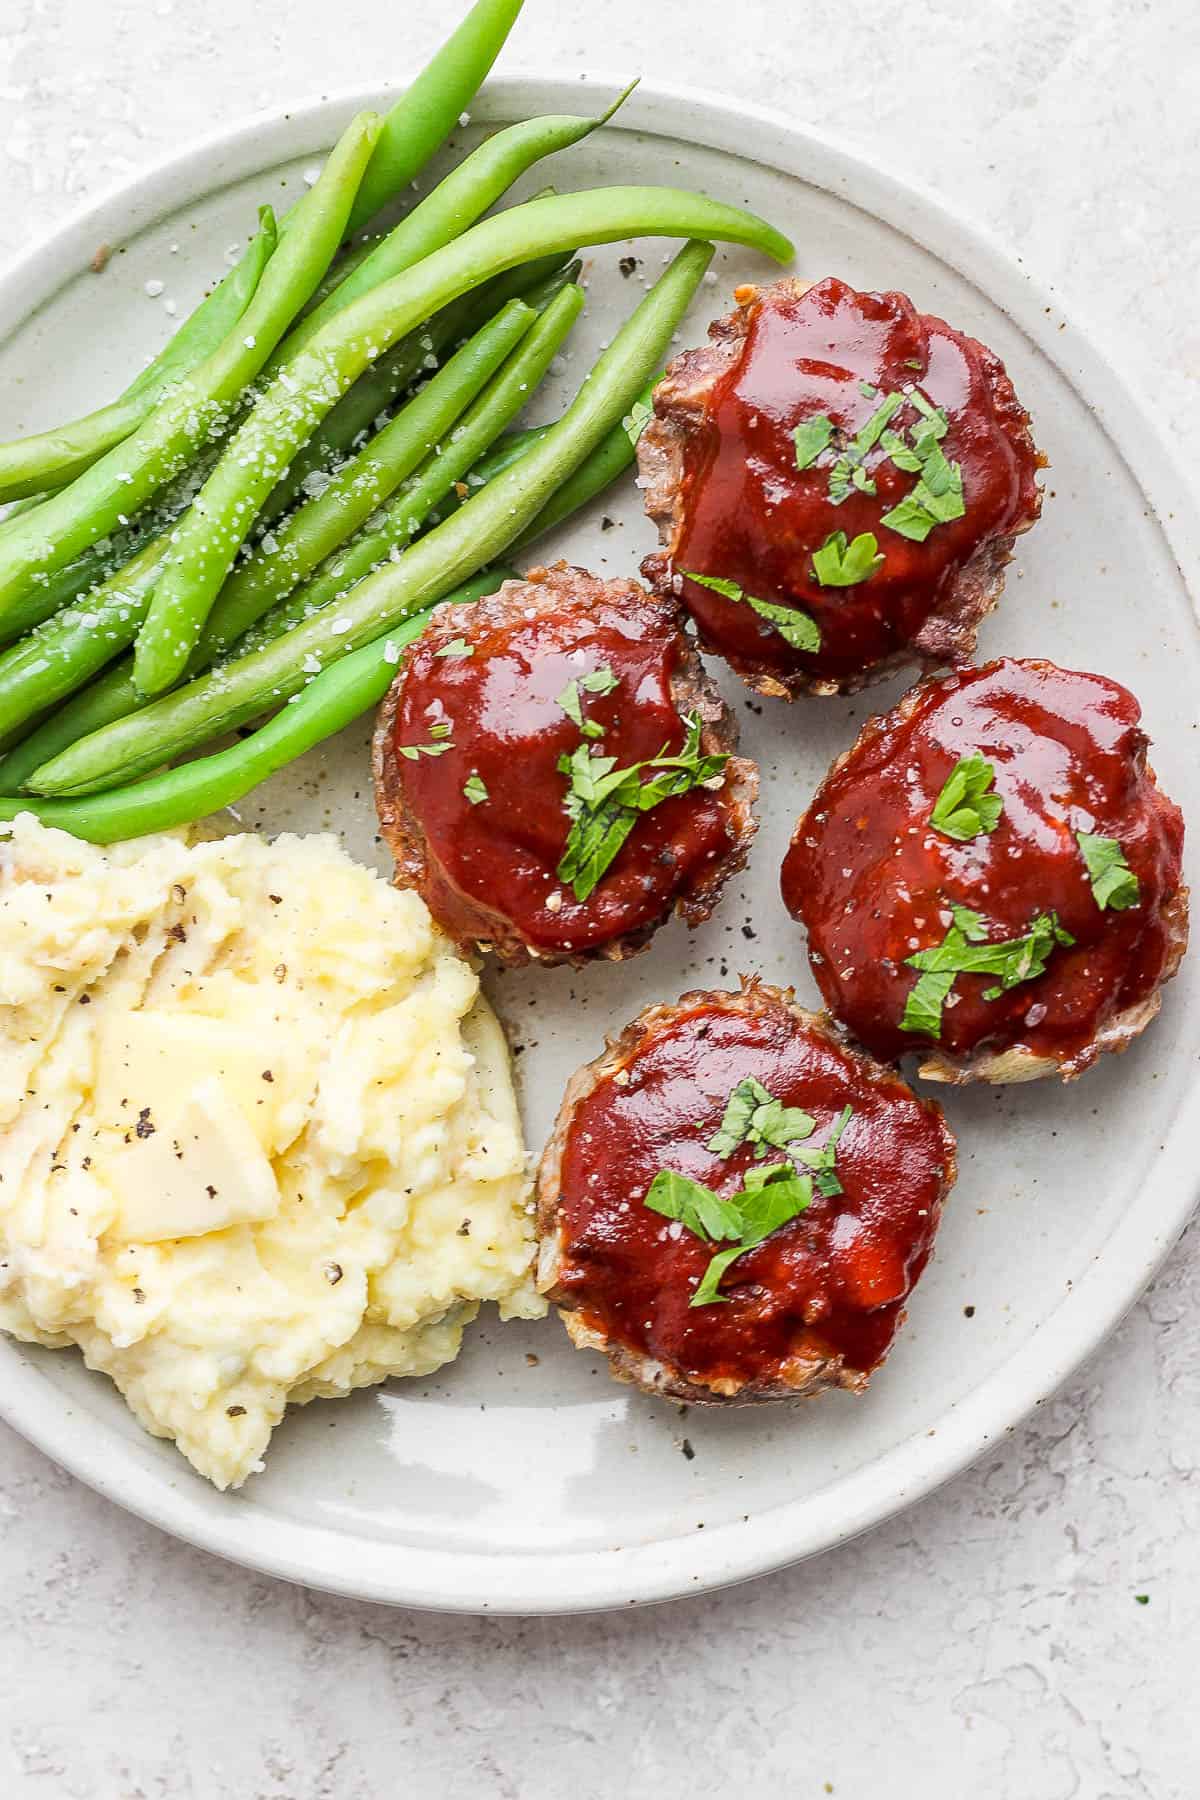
[0,2,1197,1795]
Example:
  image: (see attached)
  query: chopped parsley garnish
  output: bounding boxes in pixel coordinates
[463,773,488,805]
[644,1083,856,1305]
[643,1169,744,1243]
[900,904,1075,1038]
[828,456,855,506]
[855,390,906,454]
[929,755,1004,841]
[878,429,924,473]
[793,414,835,470]
[706,1075,815,1160]
[797,392,904,500]
[789,381,965,546]
[396,721,455,761]
[680,570,820,652]
[556,666,619,739]
[434,637,473,658]
[876,388,962,539]
[644,1160,813,1307]
[623,397,653,449]
[909,387,950,438]
[811,530,884,588]
[556,711,727,902]
[791,1103,854,1197]
[1076,830,1141,911]
[880,434,965,542]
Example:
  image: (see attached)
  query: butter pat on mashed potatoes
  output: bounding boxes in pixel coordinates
[0,814,542,1489]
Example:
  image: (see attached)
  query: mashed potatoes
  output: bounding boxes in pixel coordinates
[0,814,541,1489]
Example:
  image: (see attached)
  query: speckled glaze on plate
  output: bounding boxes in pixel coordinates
[0,79,1196,1615]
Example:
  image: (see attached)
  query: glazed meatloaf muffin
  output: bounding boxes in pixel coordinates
[638,275,1042,697]
[781,657,1188,1082]
[373,564,757,967]
[537,980,956,1403]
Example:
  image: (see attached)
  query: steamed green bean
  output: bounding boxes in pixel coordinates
[282,93,631,359]
[0,209,280,503]
[199,295,536,653]
[256,251,578,525]
[0,112,381,620]
[0,0,527,501]
[251,282,583,640]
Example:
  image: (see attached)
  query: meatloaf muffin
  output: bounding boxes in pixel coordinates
[537,979,956,1403]
[373,564,757,967]
[781,657,1188,1082]
[639,275,1042,696]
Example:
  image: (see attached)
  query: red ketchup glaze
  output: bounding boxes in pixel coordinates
[782,658,1187,1069]
[670,277,1040,684]
[553,991,954,1391]
[389,585,738,955]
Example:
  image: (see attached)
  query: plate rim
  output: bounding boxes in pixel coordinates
[0,73,1196,1615]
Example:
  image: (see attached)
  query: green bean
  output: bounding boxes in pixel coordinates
[0,209,282,504]
[31,242,715,797]
[0,570,515,843]
[134,265,585,702]
[433,424,550,519]
[0,493,53,528]
[113,222,278,409]
[0,657,140,790]
[258,250,578,525]
[0,537,166,743]
[298,235,383,325]
[514,372,662,546]
[252,282,583,641]
[197,296,536,656]
[0,415,234,686]
[284,93,633,362]
[0,516,155,647]
[0,0,525,504]
[2,358,662,809]
[358,365,660,549]
[294,175,560,336]
[0,112,381,624]
[345,0,525,234]
[129,187,788,695]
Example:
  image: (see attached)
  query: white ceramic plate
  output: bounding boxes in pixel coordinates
[0,79,1197,1616]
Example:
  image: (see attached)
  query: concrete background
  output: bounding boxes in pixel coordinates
[0,1,1197,1794]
